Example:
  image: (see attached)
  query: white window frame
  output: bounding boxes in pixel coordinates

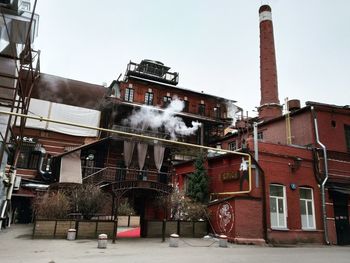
[228,141,237,151]
[124,88,134,102]
[269,184,287,229]
[144,92,153,105]
[299,187,316,230]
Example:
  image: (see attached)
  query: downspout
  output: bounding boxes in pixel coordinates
[311,106,330,245]
[254,122,268,242]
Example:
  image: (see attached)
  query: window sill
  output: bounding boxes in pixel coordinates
[301,228,317,231]
[271,227,289,231]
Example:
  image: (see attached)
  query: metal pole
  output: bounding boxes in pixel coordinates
[253,122,259,187]
[0,110,252,196]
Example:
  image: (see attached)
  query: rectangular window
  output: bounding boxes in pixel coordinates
[257,132,263,140]
[198,104,205,116]
[345,125,350,152]
[269,184,287,229]
[299,187,316,230]
[17,143,40,169]
[213,107,221,118]
[183,100,189,112]
[144,92,153,105]
[163,96,172,107]
[124,88,134,102]
[228,141,237,151]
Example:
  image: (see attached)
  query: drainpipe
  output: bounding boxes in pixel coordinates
[311,106,330,245]
[253,122,259,187]
[253,122,268,242]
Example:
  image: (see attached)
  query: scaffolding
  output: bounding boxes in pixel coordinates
[0,0,40,227]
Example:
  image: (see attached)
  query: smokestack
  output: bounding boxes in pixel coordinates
[258,5,282,120]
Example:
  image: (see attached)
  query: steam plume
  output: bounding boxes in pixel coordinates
[226,101,240,126]
[123,98,200,140]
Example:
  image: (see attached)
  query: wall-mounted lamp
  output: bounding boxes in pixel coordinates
[290,183,297,190]
[288,157,302,172]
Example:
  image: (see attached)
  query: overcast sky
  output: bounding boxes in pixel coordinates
[34,0,350,116]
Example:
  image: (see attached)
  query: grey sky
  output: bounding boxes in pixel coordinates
[35,0,350,116]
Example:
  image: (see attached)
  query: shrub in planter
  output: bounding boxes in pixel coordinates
[71,184,106,220]
[33,191,70,219]
[169,191,207,221]
[117,199,135,216]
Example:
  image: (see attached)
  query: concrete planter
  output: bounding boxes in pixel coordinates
[117,216,140,227]
[33,219,116,239]
[145,220,207,238]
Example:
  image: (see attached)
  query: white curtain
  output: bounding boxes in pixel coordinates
[20,99,101,137]
[123,141,135,168]
[137,143,148,170]
[154,144,165,171]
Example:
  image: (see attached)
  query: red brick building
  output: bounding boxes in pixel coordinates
[4,59,237,232]
[174,5,350,245]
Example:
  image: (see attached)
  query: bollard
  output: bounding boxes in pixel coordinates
[67,229,76,241]
[219,235,228,248]
[169,233,179,247]
[98,234,108,249]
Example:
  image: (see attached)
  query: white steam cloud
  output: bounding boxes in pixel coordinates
[226,101,240,126]
[123,98,200,140]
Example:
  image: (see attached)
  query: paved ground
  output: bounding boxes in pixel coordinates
[0,224,349,263]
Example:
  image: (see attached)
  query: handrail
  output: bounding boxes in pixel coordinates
[0,110,252,197]
[82,167,108,181]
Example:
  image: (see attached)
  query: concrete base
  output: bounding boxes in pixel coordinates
[67,229,76,241]
[169,234,179,247]
[98,234,108,249]
[234,237,266,246]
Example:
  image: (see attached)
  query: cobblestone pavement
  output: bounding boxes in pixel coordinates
[0,224,349,263]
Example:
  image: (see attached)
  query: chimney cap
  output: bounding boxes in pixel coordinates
[259,5,271,13]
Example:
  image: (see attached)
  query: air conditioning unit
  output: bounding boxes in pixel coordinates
[13,175,21,190]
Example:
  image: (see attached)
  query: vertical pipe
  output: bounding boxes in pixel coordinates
[311,106,330,245]
[253,122,259,187]
[200,123,204,146]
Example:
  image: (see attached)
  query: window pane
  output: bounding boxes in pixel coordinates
[270,197,277,212]
[307,201,313,215]
[307,214,314,228]
[300,200,307,228]
[278,198,284,213]
[300,188,312,199]
[270,197,278,227]
[279,211,285,227]
[300,200,306,215]
[270,185,283,197]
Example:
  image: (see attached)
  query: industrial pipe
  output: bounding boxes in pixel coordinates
[0,110,252,197]
[311,106,330,245]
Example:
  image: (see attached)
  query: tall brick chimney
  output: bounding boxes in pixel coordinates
[258,5,282,120]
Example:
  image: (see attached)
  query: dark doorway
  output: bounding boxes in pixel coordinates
[12,197,33,224]
[134,192,146,237]
[333,191,350,245]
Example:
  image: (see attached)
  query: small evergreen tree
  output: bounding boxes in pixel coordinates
[187,152,209,203]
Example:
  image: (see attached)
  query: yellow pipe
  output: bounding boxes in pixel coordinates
[211,154,252,196]
[0,110,252,196]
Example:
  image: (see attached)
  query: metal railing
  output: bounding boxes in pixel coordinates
[126,61,179,85]
[82,166,172,186]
